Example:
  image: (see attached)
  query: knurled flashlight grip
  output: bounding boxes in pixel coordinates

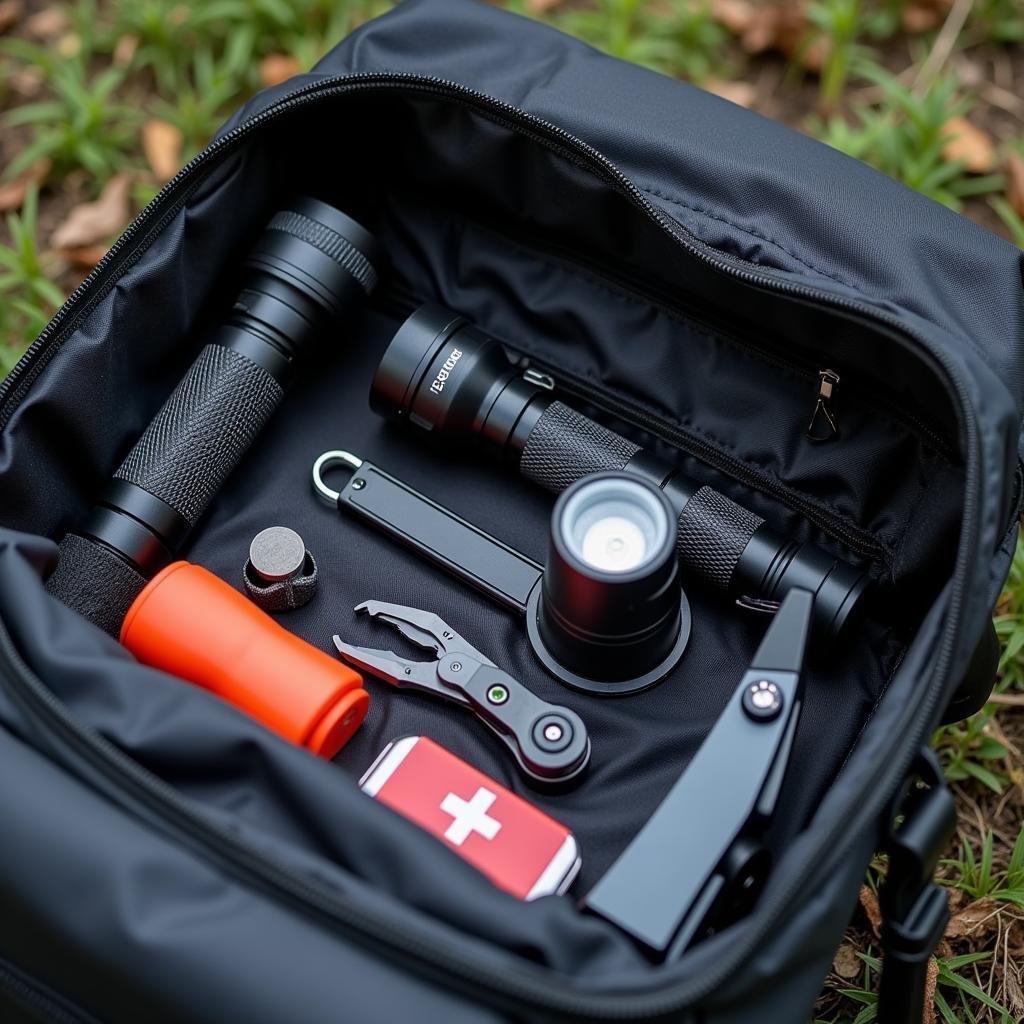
[46,346,285,634]
[518,401,867,636]
[520,400,759,586]
[116,343,284,526]
[520,400,640,488]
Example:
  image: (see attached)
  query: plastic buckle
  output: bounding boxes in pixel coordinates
[876,748,957,1024]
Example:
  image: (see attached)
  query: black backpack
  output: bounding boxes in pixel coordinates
[2,1,1021,1021]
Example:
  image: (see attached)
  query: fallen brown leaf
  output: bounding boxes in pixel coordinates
[7,63,44,98]
[113,32,139,67]
[832,942,860,980]
[859,885,882,937]
[942,116,995,175]
[1007,152,1024,219]
[0,158,50,212]
[526,0,567,13]
[710,0,755,35]
[142,120,183,182]
[741,3,808,59]
[945,898,1000,938]
[59,244,109,271]
[903,4,942,33]
[945,884,968,913]
[704,78,757,108]
[259,54,301,88]
[24,5,68,40]
[51,173,133,250]
[0,0,23,34]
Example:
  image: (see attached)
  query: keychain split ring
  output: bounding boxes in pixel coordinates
[312,450,364,506]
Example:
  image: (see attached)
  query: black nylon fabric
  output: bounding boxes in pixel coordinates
[0,2,1022,1023]
[332,0,1024,409]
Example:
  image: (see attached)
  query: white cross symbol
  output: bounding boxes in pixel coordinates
[440,787,502,846]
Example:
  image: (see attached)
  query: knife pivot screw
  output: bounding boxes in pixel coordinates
[533,714,573,753]
[351,477,366,490]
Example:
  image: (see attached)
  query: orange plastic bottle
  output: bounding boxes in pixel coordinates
[120,562,368,758]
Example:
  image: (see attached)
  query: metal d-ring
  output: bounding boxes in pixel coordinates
[312,450,364,507]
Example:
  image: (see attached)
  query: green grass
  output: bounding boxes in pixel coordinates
[2,56,138,181]
[814,67,1006,210]
[821,948,1020,1024]
[548,0,730,83]
[991,197,1024,246]
[0,188,63,373]
[970,0,1024,45]
[803,0,876,111]
[942,829,1024,910]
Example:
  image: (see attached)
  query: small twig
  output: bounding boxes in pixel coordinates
[982,85,1024,120]
[984,715,1022,759]
[912,0,975,95]
[988,692,1024,707]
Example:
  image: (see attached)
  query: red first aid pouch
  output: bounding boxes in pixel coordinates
[361,736,580,900]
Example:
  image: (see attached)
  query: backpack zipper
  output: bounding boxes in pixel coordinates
[0,952,101,1024]
[0,72,982,1016]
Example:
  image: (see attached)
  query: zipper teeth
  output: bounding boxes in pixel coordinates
[0,953,98,1024]
[0,72,980,1016]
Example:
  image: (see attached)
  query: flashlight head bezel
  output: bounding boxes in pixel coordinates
[370,303,519,436]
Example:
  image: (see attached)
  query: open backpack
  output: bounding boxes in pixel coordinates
[2,1,1023,1021]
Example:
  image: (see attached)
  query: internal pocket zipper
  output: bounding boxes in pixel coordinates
[410,200,959,463]
[0,71,985,1018]
[531,358,890,565]
[807,369,841,442]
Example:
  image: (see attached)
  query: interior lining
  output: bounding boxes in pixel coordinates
[181,305,909,889]
[0,86,967,969]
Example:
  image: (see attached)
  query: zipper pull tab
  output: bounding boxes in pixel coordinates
[807,368,841,442]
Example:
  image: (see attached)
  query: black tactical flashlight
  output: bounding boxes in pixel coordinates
[371,304,869,639]
[48,197,383,635]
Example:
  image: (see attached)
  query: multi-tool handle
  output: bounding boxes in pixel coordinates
[435,654,590,786]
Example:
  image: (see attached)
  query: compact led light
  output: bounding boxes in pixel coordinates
[560,477,669,574]
[529,471,689,694]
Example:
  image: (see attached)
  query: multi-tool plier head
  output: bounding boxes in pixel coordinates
[333,600,590,787]
[333,600,494,707]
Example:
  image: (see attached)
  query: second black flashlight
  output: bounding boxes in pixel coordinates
[371,303,869,639]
